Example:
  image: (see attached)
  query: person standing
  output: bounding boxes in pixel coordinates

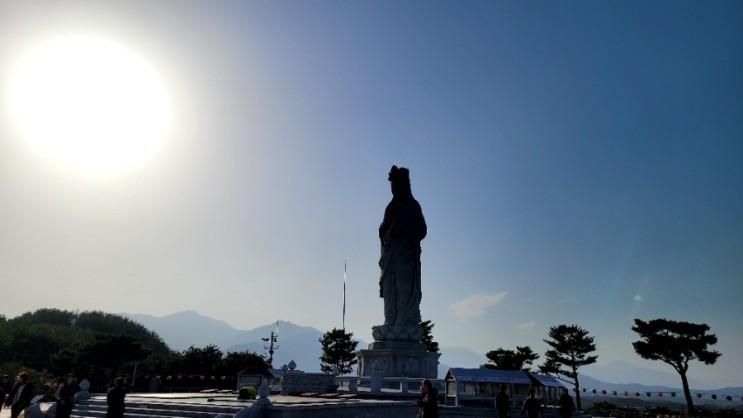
[106,377,127,418]
[495,384,510,418]
[5,372,33,418]
[558,388,576,418]
[56,374,79,418]
[521,388,543,418]
[415,379,438,418]
[0,375,10,413]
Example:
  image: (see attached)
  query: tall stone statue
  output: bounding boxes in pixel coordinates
[373,165,427,342]
[357,165,439,379]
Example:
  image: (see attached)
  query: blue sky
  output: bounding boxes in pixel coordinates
[0,1,741,388]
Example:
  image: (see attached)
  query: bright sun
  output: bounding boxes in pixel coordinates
[6,35,172,175]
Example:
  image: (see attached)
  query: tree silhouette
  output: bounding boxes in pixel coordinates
[542,324,598,410]
[483,346,539,370]
[631,319,721,414]
[79,334,151,377]
[537,356,558,375]
[319,328,359,375]
[218,351,268,377]
[181,344,224,375]
[420,320,439,353]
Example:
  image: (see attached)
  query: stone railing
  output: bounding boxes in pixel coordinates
[336,376,444,394]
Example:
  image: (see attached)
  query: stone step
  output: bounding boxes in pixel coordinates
[71,412,195,418]
[73,404,232,418]
[76,400,242,415]
[71,399,243,418]
[71,413,201,418]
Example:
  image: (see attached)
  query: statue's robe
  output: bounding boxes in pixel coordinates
[378,193,427,331]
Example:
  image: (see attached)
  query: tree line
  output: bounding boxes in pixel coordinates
[479,319,720,413]
[0,309,268,392]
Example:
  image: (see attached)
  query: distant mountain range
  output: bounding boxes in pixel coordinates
[126,311,327,371]
[125,311,741,398]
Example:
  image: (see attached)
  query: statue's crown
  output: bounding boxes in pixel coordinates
[388,165,410,182]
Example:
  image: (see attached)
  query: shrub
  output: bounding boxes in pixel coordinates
[238,386,257,400]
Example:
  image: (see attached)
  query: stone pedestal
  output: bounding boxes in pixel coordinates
[357,339,439,379]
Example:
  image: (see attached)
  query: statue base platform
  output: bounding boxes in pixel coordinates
[357,340,439,379]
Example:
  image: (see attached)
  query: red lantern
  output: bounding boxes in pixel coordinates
[658,393,663,397]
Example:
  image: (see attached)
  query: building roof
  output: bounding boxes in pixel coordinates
[528,373,564,388]
[445,368,532,384]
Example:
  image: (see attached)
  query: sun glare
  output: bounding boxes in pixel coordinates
[6,35,172,176]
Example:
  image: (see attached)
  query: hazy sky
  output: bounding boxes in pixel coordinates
[1,1,741,388]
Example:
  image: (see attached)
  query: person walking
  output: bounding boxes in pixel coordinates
[5,372,33,418]
[521,388,543,418]
[55,374,79,418]
[558,388,576,418]
[415,379,438,418]
[106,377,127,418]
[495,384,510,418]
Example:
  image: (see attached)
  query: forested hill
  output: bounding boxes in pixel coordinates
[0,308,170,377]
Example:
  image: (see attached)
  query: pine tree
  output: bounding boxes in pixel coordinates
[632,319,721,414]
[319,328,359,375]
[420,320,439,353]
[484,346,539,370]
[542,324,598,410]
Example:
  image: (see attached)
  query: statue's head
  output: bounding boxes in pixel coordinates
[388,165,411,197]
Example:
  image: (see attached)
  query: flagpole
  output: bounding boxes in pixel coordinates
[343,260,347,330]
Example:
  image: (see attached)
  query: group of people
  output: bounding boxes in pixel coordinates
[0,372,33,418]
[0,371,128,418]
[415,380,578,418]
[0,372,79,418]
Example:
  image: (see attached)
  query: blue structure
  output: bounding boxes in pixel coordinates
[528,373,564,402]
[444,368,566,408]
